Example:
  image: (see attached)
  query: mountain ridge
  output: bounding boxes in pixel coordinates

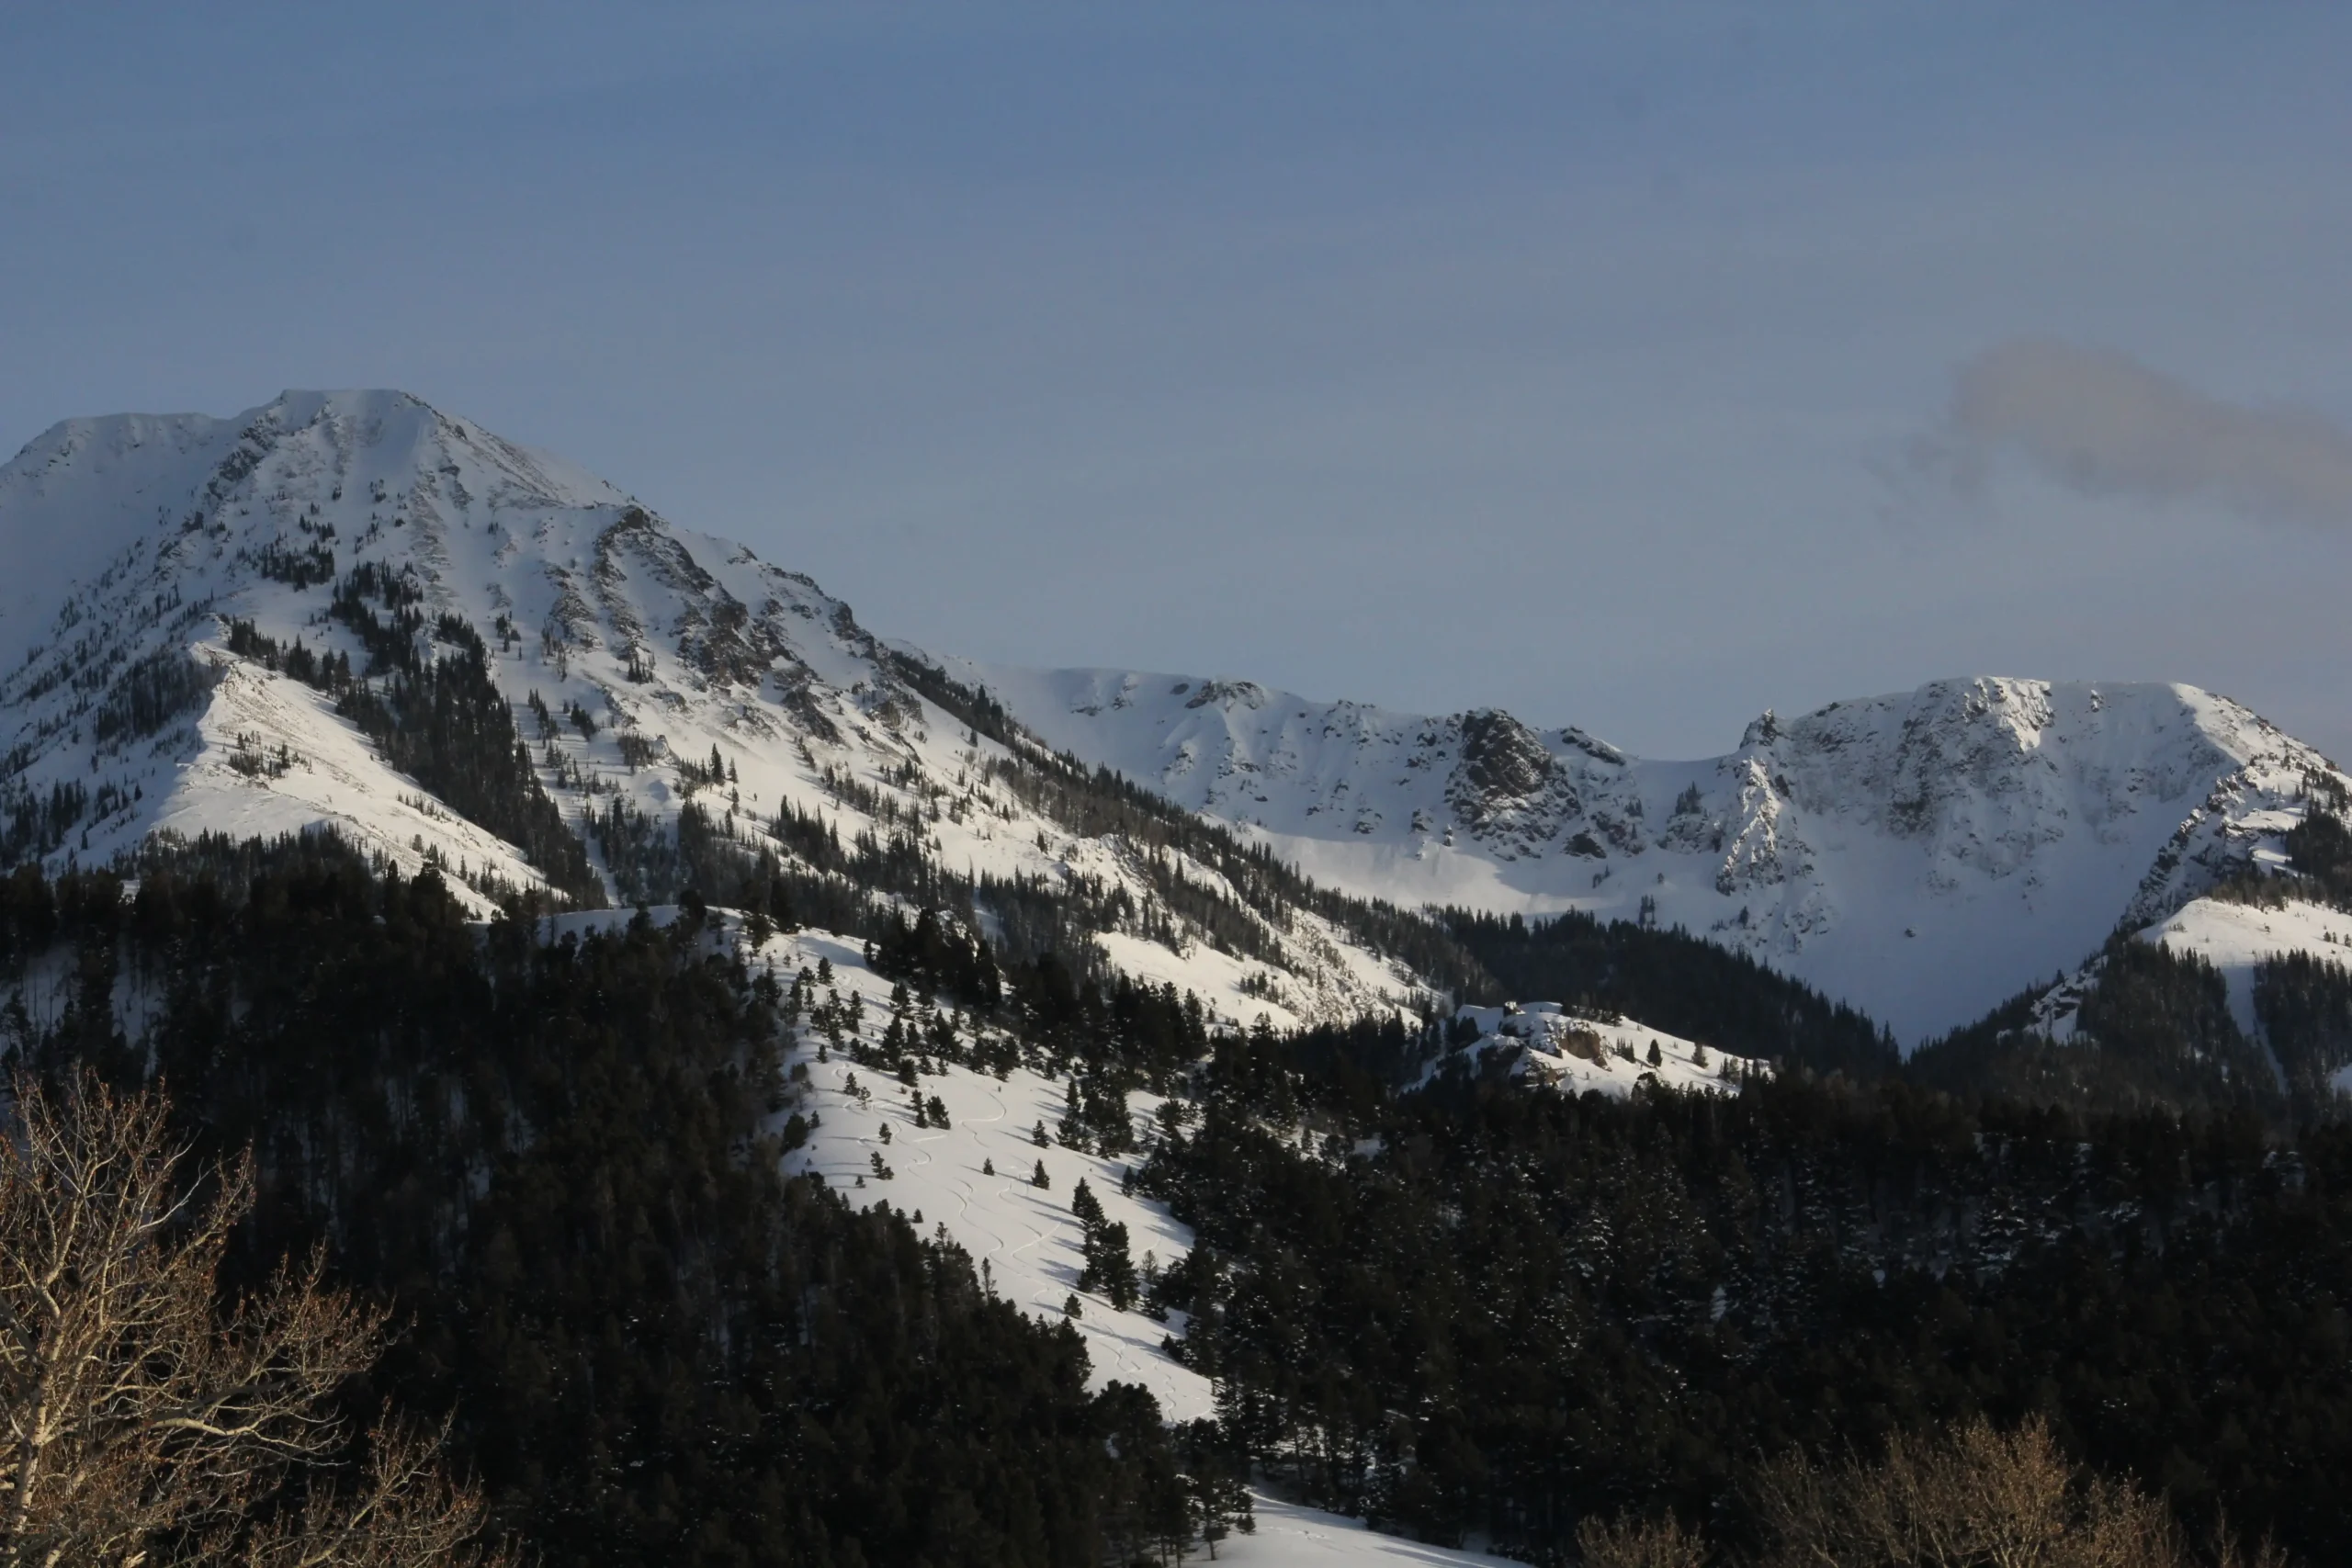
[6,388,2346,1047]
[964,660,2346,1042]
[0,389,1457,1034]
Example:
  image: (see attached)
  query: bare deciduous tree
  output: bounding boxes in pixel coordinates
[0,1075,513,1568]
[1749,1416,2286,1568]
[1574,1511,1706,1568]
[1575,1418,2292,1568]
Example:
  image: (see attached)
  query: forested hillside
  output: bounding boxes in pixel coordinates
[3,842,1210,1568]
[6,840,2346,1565]
[1147,1021,2352,1562]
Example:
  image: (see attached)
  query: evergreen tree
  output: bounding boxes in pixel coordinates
[1080,1221,1137,1312]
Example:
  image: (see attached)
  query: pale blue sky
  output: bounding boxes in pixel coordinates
[6,3,2351,758]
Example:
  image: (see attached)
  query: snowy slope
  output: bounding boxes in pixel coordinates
[2144,896,2352,1038]
[541,907,1217,1418]
[967,664,2350,1043]
[0,390,1422,1022]
[0,409,290,671]
[767,925,1214,1420]
[1994,891,2352,1101]
[1222,1497,1509,1568]
[1431,1002,1763,1098]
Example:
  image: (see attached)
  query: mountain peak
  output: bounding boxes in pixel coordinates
[0,389,627,669]
[0,393,1438,1035]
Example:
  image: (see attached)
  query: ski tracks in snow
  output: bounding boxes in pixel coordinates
[768,932,1214,1419]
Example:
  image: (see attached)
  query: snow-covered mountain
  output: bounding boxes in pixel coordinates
[0,390,1428,1031]
[964,665,2350,1043]
[8,387,2346,1049]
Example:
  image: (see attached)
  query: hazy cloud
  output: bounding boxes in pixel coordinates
[1903,339,2352,527]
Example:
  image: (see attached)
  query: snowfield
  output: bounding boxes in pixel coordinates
[1219,1496,1509,1568]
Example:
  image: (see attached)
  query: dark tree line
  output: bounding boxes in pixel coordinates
[7,825,2351,1565]
[2278,792,2352,907]
[0,779,94,866]
[91,645,219,746]
[2256,951,2352,1102]
[1140,1025,2352,1564]
[867,905,1003,1009]
[1913,936,2290,1120]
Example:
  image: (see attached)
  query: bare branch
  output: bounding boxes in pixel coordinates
[0,1074,514,1568]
